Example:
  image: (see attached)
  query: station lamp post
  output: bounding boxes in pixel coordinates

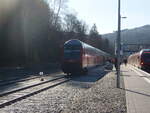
[116,0,121,88]
[116,0,127,88]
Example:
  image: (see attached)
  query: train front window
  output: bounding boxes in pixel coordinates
[142,53,150,62]
[64,45,81,59]
[64,45,81,50]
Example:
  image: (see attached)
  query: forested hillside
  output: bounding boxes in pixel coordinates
[0,0,113,67]
[103,25,150,45]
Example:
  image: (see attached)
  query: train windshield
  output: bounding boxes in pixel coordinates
[142,52,150,62]
[64,45,81,59]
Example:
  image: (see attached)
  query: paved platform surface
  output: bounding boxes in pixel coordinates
[122,65,150,113]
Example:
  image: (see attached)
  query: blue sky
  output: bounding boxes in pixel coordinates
[68,0,150,34]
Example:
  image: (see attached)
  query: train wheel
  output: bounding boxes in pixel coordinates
[66,73,71,76]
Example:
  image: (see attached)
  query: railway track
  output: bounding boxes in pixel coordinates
[0,72,61,87]
[0,75,40,87]
[0,76,70,108]
[0,74,37,83]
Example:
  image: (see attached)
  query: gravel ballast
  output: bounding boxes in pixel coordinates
[0,67,126,113]
[64,71,126,113]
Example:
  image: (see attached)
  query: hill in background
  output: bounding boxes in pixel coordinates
[102,25,150,45]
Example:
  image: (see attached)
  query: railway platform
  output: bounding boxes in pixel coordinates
[122,65,150,113]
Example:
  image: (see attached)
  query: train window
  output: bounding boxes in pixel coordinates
[142,53,150,61]
[64,51,80,59]
[64,45,81,59]
[64,45,81,51]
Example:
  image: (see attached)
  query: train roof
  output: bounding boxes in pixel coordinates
[140,49,150,54]
[140,49,150,52]
[129,49,150,57]
[64,39,112,57]
[64,39,82,46]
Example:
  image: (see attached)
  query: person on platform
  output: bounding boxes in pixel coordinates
[124,59,127,66]
[114,57,118,70]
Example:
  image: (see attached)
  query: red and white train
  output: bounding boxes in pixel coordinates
[61,39,111,75]
[128,49,150,70]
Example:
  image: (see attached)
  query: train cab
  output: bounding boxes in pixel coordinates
[61,40,83,74]
[140,49,150,69]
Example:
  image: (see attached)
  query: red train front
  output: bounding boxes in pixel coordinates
[128,49,150,70]
[61,39,110,75]
[140,49,150,69]
[61,39,83,74]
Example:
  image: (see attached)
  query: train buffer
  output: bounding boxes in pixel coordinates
[121,65,150,113]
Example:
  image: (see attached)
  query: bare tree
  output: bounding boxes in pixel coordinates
[48,0,68,27]
[63,13,88,41]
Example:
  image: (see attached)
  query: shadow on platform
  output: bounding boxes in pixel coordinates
[120,88,150,97]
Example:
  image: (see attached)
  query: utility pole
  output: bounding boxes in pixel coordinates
[117,0,121,88]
